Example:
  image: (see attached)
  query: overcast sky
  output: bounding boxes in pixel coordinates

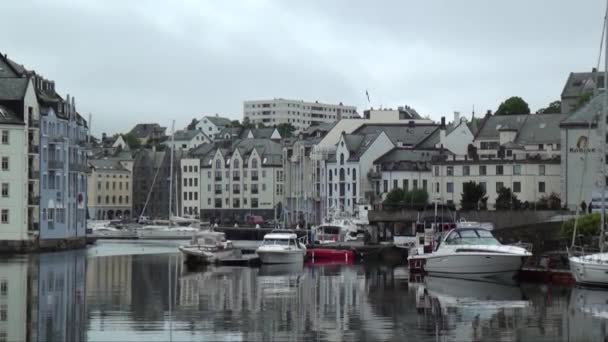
[1,0,605,136]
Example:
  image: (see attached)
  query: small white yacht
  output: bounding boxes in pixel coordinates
[408,227,531,278]
[569,252,608,286]
[179,231,240,264]
[256,233,306,264]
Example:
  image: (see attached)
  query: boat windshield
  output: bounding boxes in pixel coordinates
[443,229,500,246]
[263,238,290,246]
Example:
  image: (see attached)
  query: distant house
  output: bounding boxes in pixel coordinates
[216,126,282,141]
[195,115,232,140]
[128,123,166,145]
[163,129,210,151]
[561,68,605,114]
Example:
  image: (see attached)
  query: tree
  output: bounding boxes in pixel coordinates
[123,133,141,149]
[277,123,296,138]
[242,117,256,129]
[383,188,405,208]
[560,213,600,240]
[229,120,241,128]
[575,92,594,111]
[496,96,531,115]
[467,144,478,160]
[404,189,429,209]
[495,187,521,210]
[257,122,267,128]
[460,181,488,210]
[537,100,562,114]
[536,193,561,210]
[186,118,198,130]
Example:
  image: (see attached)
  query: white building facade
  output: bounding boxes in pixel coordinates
[243,98,358,131]
[195,115,232,140]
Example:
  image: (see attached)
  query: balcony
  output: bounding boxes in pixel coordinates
[251,189,259,195]
[215,176,222,182]
[28,195,40,205]
[233,176,240,181]
[28,222,39,232]
[215,189,222,195]
[367,171,381,180]
[69,163,88,172]
[252,176,259,181]
[233,190,240,194]
[28,114,39,128]
[28,145,39,154]
[48,160,63,169]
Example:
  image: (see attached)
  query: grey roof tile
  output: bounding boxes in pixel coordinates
[0,78,28,100]
[0,104,24,125]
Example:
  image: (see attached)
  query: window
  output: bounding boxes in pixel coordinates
[352,169,356,181]
[106,196,109,204]
[208,171,211,178]
[183,165,187,173]
[393,180,398,190]
[262,184,266,191]
[539,165,545,176]
[479,182,487,192]
[463,166,470,176]
[496,182,504,192]
[0,281,7,296]
[353,183,357,197]
[1,157,7,171]
[1,131,7,144]
[184,192,187,200]
[513,165,521,175]
[97,196,101,204]
[262,170,266,178]
[383,180,388,193]
[513,181,521,193]
[208,198,211,205]
[539,181,546,193]
[446,182,454,193]
[435,182,440,193]
[252,159,258,168]
[423,179,428,191]
[233,198,240,208]
[496,165,504,175]
[1,184,7,198]
[340,153,344,165]
[434,166,439,177]
[413,179,418,190]
[252,198,259,208]
[446,166,453,176]
[0,210,7,224]
[479,165,487,176]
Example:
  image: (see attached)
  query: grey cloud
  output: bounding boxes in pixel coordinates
[0,0,605,135]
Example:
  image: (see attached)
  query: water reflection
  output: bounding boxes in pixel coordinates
[0,250,86,342]
[1,247,608,341]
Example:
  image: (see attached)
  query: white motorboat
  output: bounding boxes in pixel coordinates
[408,227,531,278]
[569,252,608,286]
[178,231,240,264]
[256,233,306,264]
[314,219,359,244]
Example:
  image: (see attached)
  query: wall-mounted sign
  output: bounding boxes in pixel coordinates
[569,135,596,153]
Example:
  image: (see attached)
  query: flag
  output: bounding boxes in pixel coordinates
[365,89,370,103]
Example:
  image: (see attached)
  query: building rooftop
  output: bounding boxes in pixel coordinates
[205,115,232,127]
[89,158,129,172]
[562,70,605,98]
[129,123,167,139]
[374,148,441,171]
[0,78,28,100]
[561,91,605,127]
[353,123,438,147]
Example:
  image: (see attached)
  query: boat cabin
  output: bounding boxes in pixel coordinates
[191,231,232,249]
[262,233,304,248]
[439,228,501,248]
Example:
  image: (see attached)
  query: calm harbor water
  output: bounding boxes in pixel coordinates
[2,240,608,341]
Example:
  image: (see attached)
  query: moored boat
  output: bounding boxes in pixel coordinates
[256,233,306,264]
[408,227,531,279]
[179,231,241,264]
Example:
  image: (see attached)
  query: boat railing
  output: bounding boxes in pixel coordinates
[298,235,308,246]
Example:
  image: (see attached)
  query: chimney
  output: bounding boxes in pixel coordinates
[593,67,598,73]
[439,116,446,147]
[453,111,460,123]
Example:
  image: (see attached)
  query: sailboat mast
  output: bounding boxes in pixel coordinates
[601,0,608,253]
[169,120,175,220]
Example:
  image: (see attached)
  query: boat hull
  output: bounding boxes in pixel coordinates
[569,255,608,286]
[422,253,527,278]
[257,250,305,264]
[179,246,241,264]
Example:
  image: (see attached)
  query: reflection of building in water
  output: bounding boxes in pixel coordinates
[0,258,29,342]
[35,251,87,342]
[0,251,87,342]
[86,255,132,307]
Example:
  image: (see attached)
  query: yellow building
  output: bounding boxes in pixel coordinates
[87,159,133,220]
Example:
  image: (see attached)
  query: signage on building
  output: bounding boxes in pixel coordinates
[569,135,596,153]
